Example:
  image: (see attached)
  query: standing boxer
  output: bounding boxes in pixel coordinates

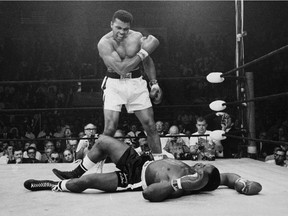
[98,9,162,154]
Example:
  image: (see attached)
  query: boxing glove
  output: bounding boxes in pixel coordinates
[171,171,208,192]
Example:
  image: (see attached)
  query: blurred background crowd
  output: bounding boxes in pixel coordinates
[0,1,288,167]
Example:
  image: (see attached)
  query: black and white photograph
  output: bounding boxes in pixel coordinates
[0,0,287,215]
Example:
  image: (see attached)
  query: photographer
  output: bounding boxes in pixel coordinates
[75,123,98,160]
[163,125,191,160]
[189,117,219,161]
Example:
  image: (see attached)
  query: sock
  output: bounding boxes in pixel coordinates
[81,155,96,171]
[60,180,70,192]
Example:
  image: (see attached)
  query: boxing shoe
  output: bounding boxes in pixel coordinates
[234,178,262,195]
[149,82,163,105]
[52,168,84,180]
[24,179,59,191]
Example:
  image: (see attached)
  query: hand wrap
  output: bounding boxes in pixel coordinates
[137,49,149,61]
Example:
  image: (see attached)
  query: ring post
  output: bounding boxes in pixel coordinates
[246,72,257,158]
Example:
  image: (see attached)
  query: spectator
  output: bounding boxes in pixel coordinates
[284,150,288,167]
[134,132,154,161]
[41,140,55,163]
[163,121,170,135]
[265,147,286,166]
[0,126,13,139]
[190,116,222,160]
[62,126,73,148]
[127,123,141,148]
[114,129,133,146]
[22,142,31,154]
[8,148,23,164]
[37,124,53,139]
[163,125,190,160]
[53,125,64,138]
[75,123,98,160]
[23,146,40,163]
[0,141,4,156]
[67,139,78,160]
[62,149,75,163]
[155,121,165,136]
[24,125,35,140]
[41,147,53,163]
[23,142,42,161]
[78,131,85,138]
[10,126,20,139]
[218,112,243,158]
[55,139,65,156]
[48,151,62,163]
[0,144,14,164]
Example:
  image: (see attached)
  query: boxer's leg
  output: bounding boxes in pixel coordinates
[53,135,129,180]
[135,108,162,154]
[24,172,118,192]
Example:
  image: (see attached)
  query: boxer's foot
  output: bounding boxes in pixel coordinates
[52,168,82,180]
[24,179,58,191]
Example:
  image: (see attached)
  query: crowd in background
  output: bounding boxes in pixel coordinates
[1,110,288,168]
[1,3,288,167]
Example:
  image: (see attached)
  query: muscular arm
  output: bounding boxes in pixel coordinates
[98,40,142,76]
[142,181,183,202]
[142,56,157,81]
[143,168,208,202]
[220,173,241,189]
[98,34,159,76]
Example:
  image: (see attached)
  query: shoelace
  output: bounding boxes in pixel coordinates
[31,182,53,188]
[52,183,62,192]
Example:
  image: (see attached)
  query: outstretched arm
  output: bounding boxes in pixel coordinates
[220,173,262,195]
[220,173,241,189]
[143,171,208,202]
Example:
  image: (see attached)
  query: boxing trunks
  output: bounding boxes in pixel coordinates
[115,147,151,191]
[101,67,152,113]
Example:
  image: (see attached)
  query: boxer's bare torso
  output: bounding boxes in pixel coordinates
[145,159,197,186]
[98,29,142,73]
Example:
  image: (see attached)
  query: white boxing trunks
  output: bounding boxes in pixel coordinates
[101,75,152,113]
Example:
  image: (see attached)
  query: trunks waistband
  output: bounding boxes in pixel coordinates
[106,68,141,79]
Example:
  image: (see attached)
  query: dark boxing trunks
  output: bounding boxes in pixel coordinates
[115,147,150,191]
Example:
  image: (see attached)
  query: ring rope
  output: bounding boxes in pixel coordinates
[221,44,288,77]
[0,134,209,143]
[2,91,286,113]
[0,76,207,85]
[223,92,288,106]
[0,104,212,113]
[225,134,288,146]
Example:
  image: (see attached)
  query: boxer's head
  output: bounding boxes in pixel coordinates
[111,10,133,42]
[112,10,133,24]
[193,163,220,191]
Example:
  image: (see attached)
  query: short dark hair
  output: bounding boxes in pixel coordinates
[196,116,206,123]
[201,165,221,191]
[27,146,36,153]
[112,10,133,24]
